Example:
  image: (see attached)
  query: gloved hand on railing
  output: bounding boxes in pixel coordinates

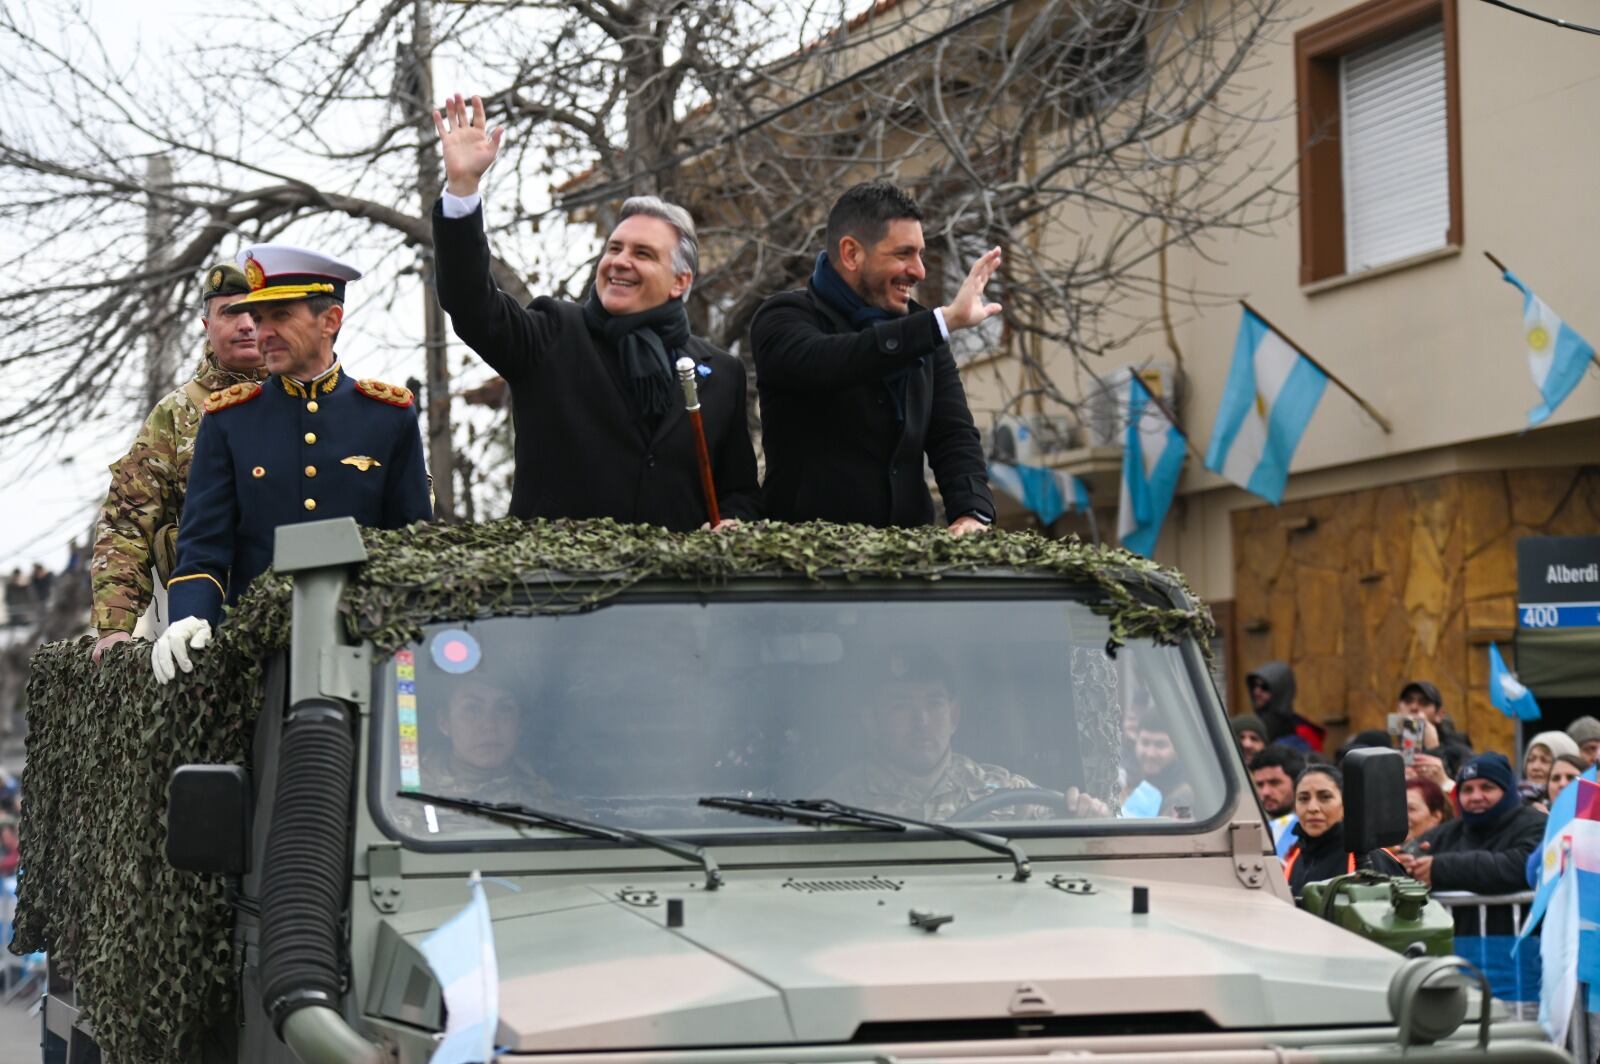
[151,617,213,684]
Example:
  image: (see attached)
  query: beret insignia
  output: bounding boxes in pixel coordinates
[209,268,223,290]
[356,378,414,408]
[203,380,263,414]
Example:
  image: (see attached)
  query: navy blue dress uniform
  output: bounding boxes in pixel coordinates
[165,246,432,627]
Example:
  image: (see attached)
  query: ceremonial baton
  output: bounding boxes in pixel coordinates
[675,357,721,527]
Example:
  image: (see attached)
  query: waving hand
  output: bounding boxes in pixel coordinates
[433,93,504,198]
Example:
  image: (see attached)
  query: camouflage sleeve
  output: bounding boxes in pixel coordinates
[89,399,186,633]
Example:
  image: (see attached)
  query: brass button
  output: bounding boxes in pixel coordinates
[304,465,317,478]
[304,432,317,445]
[303,498,317,511]
[251,466,265,479]
[306,400,319,413]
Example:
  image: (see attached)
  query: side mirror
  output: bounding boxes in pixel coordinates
[167,765,251,874]
[1344,747,1408,853]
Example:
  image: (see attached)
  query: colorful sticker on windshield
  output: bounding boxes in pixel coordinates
[430,628,482,674]
[395,650,422,792]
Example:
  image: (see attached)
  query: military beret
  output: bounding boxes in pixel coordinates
[201,263,252,303]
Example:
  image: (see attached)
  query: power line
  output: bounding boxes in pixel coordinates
[1476,0,1600,35]
[558,0,1032,210]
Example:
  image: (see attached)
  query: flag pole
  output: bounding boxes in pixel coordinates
[1483,250,1600,369]
[1239,300,1394,435]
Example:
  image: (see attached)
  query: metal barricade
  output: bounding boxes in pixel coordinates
[1433,889,1591,1062]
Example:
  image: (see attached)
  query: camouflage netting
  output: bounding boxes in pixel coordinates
[14,518,1211,1061]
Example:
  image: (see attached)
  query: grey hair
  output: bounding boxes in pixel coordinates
[617,196,699,289]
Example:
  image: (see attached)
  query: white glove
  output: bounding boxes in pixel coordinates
[151,617,213,685]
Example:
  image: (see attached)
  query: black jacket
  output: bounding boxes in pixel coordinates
[432,202,760,529]
[749,286,993,527]
[1283,821,1404,898]
[1418,802,1546,935]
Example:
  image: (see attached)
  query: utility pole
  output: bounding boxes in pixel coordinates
[400,0,456,519]
[143,154,179,412]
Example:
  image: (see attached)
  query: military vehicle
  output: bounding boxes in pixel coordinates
[30,518,1567,1063]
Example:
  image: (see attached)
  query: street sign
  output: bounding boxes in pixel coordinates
[1517,535,1600,629]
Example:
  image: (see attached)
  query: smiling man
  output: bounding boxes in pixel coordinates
[150,244,431,683]
[429,93,758,530]
[89,264,266,663]
[751,182,998,530]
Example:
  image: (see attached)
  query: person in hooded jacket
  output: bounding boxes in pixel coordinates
[1282,764,1404,899]
[1245,661,1327,752]
[1397,752,1546,935]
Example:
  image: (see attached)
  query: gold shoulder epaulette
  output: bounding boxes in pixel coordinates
[356,378,414,408]
[203,381,263,414]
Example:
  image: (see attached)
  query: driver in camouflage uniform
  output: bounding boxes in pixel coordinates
[89,264,265,661]
[821,651,1110,822]
[422,677,556,804]
[394,678,564,835]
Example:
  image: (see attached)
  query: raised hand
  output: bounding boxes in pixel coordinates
[432,93,504,198]
[939,246,1003,332]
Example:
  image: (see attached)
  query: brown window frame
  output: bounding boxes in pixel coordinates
[1294,0,1462,285]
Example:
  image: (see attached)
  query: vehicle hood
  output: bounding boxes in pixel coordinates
[405,868,1406,1052]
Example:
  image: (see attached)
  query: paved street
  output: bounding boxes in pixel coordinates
[0,997,40,1064]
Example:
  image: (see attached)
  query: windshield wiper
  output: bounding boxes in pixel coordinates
[699,796,1031,882]
[401,791,723,890]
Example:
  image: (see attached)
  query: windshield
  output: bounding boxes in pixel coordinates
[374,592,1229,847]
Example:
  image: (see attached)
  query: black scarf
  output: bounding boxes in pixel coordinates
[582,288,691,423]
[809,251,923,422]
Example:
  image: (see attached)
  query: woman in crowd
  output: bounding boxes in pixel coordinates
[1282,764,1405,899]
[1521,730,1580,803]
[1547,753,1585,806]
[1526,754,1588,889]
[1405,777,1453,842]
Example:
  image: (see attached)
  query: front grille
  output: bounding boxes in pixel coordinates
[782,877,904,893]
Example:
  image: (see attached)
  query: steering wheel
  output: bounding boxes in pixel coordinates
[947,787,1074,821]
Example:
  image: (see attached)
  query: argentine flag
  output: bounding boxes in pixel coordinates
[1117,375,1186,558]
[988,461,1090,526]
[1501,271,1595,428]
[1204,308,1328,505]
[419,871,498,1064]
[1488,641,1541,721]
[1520,775,1600,1043]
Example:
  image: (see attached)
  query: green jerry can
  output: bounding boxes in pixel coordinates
[1302,871,1456,957]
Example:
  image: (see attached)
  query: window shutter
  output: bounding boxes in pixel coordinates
[1339,23,1449,272]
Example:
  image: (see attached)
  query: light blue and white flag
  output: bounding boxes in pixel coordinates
[1117,375,1186,558]
[988,461,1090,527]
[1205,308,1328,505]
[1488,641,1541,722]
[1501,271,1595,428]
[419,871,498,1064]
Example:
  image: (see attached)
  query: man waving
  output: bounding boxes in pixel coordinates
[430,94,758,530]
[751,182,998,531]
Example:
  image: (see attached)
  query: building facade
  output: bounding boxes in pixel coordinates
[965,0,1600,751]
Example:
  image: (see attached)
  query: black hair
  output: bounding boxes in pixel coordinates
[1248,744,1306,779]
[825,182,924,266]
[1295,763,1343,791]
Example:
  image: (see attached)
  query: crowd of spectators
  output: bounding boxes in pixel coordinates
[1228,662,1600,912]
[2,543,85,632]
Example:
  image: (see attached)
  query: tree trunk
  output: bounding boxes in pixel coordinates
[412,0,456,520]
[143,154,179,411]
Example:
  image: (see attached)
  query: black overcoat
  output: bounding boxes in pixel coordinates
[750,285,994,527]
[432,202,760,529]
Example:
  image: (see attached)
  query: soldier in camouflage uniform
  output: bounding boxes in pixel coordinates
[821,651,1109,822]
[394,677,564,835]
[89,265,264,662]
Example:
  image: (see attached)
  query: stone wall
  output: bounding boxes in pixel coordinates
[1229,465,1600,756]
